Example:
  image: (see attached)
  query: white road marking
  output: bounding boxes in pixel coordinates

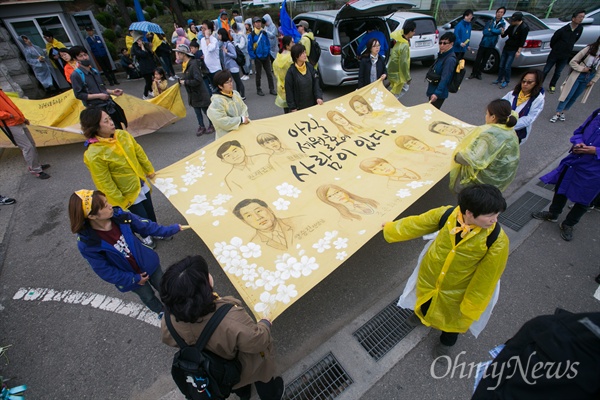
[13,287,160,327]
[594,285,600,302]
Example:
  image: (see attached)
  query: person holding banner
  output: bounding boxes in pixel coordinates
[449,99,519,193]
[384,184,509,359]
[207,70,250,139]
[160,255,285,400]
[80,108,159,249]
[69,189,182,315]
[0,88,50,179]
[285,44,323,112]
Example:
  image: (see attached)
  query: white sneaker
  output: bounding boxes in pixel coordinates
[140,236,156,249]
[142,95,150,100]
[148,91,154,97]
[173,74,180,79]
[168,76,175,81]
[249,71,253,75]
[241,75,249,81]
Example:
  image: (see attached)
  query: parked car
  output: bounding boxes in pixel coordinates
[438,10,555,73]
[293,0,416,86]
[543,7,600,55]
[387,12,438,66]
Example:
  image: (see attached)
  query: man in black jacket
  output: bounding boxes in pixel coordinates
[542,10,585,94]
[493,12,529,89]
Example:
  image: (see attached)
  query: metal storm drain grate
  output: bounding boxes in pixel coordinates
[499,191,550,231]
[352,300,414,361]
[536,181,555,191]
[283,352,353,400]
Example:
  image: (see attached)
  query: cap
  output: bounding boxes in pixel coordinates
[220,9,228,15]
[296,20,309,30]
[252,16,261,23]
[511,12,523,21]
[173,44,194,57]
[187,19,194,25]
[85,26,93,31]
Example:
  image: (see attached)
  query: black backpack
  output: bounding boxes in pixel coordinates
[438,206,500,248]
[307,37,321,66]
[165,304,242,400]
[448,58,466,93]
[234,46,246,68]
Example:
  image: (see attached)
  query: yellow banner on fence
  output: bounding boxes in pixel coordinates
[0,84,186,148]
[152,81,474,320]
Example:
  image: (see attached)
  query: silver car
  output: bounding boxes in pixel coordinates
[293,0,415,86]
[438,10,555,73]
[387,12,439,66]
[543,7,600,55]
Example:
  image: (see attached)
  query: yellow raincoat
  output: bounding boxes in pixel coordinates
[273,51,293,109]
[300,32,318,69]
[388,30,411,95]
[449,123,519,193]
[83,130,154,209]
[383,206,509,333]
[207,91,249,139]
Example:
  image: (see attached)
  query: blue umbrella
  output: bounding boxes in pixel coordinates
[129,21,164,34]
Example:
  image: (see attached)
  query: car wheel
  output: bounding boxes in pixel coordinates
[421,59,435,67]
[483,50,500,73]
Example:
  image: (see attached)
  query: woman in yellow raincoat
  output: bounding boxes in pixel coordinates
[449,99,520,193]
[273,36,294,113]
[80,107,159,249]
[383,184,509,358]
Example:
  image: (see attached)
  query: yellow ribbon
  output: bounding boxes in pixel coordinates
[75,189,94,218]
[449,212,476,239]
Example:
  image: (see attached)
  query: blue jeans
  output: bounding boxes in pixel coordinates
[497,50,516,83]
[556,72,595,113]
[132,267,163,313]
[542,54,568,87]
[193,107,211,128]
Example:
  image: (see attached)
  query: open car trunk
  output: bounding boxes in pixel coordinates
[338,18,392,71]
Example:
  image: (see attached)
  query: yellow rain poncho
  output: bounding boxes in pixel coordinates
[383,206,509,333]
[449,123,519,193]
[207,92,249,139]
[388,30,411,95]
[273,51,293,109]
[83,130,154,209]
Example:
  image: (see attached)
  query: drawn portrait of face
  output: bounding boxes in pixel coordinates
[394,136,434,152]
[326,186,350,204]
[235,200,277,232]
[327,110,363,136]
[429,121,465,137]
[349,95,373,116]
[332,113,349,127]
[316,184,379,221]
[256,133,283,153]
[217,141,246,165]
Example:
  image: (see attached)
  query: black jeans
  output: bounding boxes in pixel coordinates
[232,376,284,400]
[430,97,445,110]
[542,53,569,88]
[95,55,117,84]
[232,71,245,97]
[472,46,494,76]
[254,57,274,91]
[548,168,591,227]
[420,299,459,346]
[142,73,153,96]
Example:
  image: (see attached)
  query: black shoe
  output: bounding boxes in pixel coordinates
[476,75,482,80]
[113,81,120,85]
[531,211,558,222]
[595,273,600,285]
[269,89,277,96]
[559,223,573,241]
[32,171,51,179]
[41,164,51,170]
[257,89,265,96]
[467,74,476,80]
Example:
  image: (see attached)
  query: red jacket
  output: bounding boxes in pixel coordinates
[0,90,26,127]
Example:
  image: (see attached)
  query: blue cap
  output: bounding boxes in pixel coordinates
[187,19,194,25]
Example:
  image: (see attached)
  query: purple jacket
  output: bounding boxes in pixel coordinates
[541,108,600,205]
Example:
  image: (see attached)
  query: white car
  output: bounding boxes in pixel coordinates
[387,12,439,66]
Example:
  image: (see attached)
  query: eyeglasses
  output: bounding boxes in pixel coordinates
[521,80,535,84]
[439,41,451,45]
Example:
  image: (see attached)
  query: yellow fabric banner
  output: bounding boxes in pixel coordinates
[0,84,186,148]
[152,81,474,320]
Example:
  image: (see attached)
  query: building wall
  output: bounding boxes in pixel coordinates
[0,24,44,98]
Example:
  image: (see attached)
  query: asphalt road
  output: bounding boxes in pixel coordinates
[0,61,598,399]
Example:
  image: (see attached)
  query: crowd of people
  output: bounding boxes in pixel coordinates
[2,7,600,399]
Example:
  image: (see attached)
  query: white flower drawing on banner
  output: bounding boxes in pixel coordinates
[424,109,433,115]
[440,140,458,150]
[387,109,411,125]
[451,120,471,128]
[396,189,412,198]
[333,237,348,249]
[272,198,290,211]
[276,182,301,198]
[153,178,178,198]
[241,242,262,258]
[211,207,227,217]
[335,104,347,113]
[255,292,277,314]
[312,230,348,254]
[186,194,215,216]
[276,284,298,304]
[212,193,233,205]
[336,251,348,260]
[406,180,434,189]
[181,159,206,186]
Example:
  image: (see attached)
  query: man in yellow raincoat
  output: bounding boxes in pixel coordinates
[383,184,509,358]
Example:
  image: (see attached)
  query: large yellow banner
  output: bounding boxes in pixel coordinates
[153,81,473,320]
[0,84,186,148]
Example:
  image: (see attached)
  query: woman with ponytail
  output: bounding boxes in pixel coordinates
[450,99,520,193]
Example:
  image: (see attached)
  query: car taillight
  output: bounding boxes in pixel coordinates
[435,29,439,43]
[330,45,342,55]
[523,40,542,48]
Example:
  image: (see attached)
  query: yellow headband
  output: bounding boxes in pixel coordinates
[75,189,94,218]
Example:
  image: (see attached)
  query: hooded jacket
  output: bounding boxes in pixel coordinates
[449,122,520,193]
[388,30,411,94]
[480,18,506,49]
[83,129,155,209]
[263,14,279,60]
[273,51,293,108]
[207,91,249,139]
[453,19,472,54]
[247,27,271,60]
[175,28,190,47]
[76,207,179,292]
[181,58,211,108]
[383,205,509,333]
[426,49,457,100]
